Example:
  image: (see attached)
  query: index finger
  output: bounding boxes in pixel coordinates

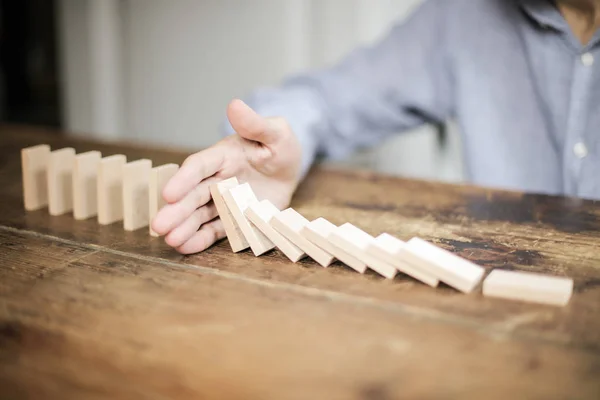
[162,145,225,203]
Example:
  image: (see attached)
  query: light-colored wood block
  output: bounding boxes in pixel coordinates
[328,223,397,279]
[483,269,573,306]
[245,200,306,262]
[21,144,50,211]
[149,163,179,236]
[401,237,485,293]
[222,182,275,256]
[270,208,335,268]
[300,217,367,273]
[73,150,102,220]
[209,177,249,253]
[122,159,152,231]
[47,147,76,216]
[97,154,126,225]
[367,233,439,287]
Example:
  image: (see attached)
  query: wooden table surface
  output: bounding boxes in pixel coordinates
[1,124,599,399]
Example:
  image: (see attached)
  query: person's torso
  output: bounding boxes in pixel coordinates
[447,0,600,199]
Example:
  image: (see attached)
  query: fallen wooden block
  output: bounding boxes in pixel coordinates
[367,233,439,287]
[222,182,275,256]
[21,144,50,211]
[73,150,102,220]
[149,163,179,236]
[270,208,335,268]
[98,154,126,225]
[328,223,397,279]
[300,217,367,273]
[401,237,485,293]
[209,177,249,253]
[47,147,76,216]
[122,159,152,231]
[245,200,306,262]
[483,269,573,306]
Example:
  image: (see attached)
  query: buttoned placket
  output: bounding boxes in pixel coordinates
[562,47,595,197]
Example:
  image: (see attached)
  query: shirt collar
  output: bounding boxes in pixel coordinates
[518,0,571,33]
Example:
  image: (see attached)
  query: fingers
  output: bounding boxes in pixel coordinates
[162,146,226,204]
[227,99,281,145]
[164,203,218,248]
[176,218,226,255]
[152,176,218,235]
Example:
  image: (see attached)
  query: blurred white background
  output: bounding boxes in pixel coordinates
[56,0,465,182]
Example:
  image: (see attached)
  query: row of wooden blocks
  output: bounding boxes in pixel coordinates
[21,144,574,307]
[21,144,177,236]
[211,179,574,307]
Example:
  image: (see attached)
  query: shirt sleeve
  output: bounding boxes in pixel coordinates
[221,0,453,179]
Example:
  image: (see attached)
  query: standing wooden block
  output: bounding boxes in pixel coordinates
[47,147,76,216]
[483,269,573,306]
[367,233,439,287]
[270,208,335,268]
[122,159,152,231]
[73,150,102,220]
[300,217,367,273]
[401,237,485,293]
[245,200,306,262]
[209,177,249,253]
[328,223,398,279]
[98,154,126,225]
[21,144,50,211]
[221,182,275,256]
[149,163,179,236]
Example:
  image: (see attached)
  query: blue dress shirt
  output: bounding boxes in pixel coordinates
[225,0,600,200]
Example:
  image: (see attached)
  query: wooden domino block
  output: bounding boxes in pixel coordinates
[328,223,397,279]
[47,147,76,216]
[483,269,573,306]
[98,154,126,225]
[73,150,102,220]
[21,144,50,211]
[209,177,249,253]
[245,200,306,262]
[122,159,152,231]
[270,208,335,268]
[401,237,485,293]
[300,217,367,273]
[367,233,439,287]
[149,163,179,236]
[221,182,275,256]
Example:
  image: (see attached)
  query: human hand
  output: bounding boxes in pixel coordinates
[151,99,303,254]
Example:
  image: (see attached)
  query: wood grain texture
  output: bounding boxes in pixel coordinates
[1,124,600,399]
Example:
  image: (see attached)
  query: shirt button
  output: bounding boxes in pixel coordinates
[573,142,588,158]
[581,52,594,66]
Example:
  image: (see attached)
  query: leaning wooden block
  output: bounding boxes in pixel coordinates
[367,233,439,287]
[98,154,126,225]
[328,223,397,279]
[21,144,50,211]
[222,182,275,256]
[401,237,485,293]
[300,217,367,273]
[245,200,306,262]
[149,163,179,236]
[483,269,573,306]
[270,209,335,268]
[122,159,152,231]
[47,147,76,216]
[73,150,102,220]
[209,177,249,253]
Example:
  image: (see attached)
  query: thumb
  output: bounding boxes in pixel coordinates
[226,99,280,145]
